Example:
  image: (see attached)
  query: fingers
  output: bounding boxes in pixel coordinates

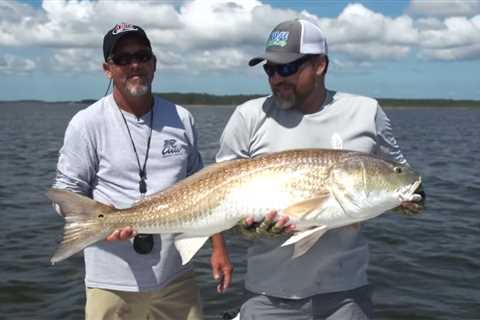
[211,259,233,293]
[216,264,233,294]
[395,201,424,215]
[238,210,296,239]
[272,215,288,230]
[237,218,260,240]
[106,226,137,241]
[221,265,233,293]
[244,216,255,226]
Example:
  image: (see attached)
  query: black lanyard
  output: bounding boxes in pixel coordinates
[118,106,154,197]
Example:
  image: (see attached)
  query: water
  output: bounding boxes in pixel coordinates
[0,102,479,319]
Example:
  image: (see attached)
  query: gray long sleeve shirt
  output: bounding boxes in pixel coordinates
[53,94,203,292]
[216,90,406,298]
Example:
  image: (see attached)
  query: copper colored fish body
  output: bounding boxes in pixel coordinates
[48,149,422,264]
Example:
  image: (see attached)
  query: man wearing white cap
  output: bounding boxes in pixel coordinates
[216,19,423,319]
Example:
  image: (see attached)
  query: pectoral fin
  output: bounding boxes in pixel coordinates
[281,225,328,258]
[282,190,331,219]
[174,235,209,265]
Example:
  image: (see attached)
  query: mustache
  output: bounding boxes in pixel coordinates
[127,73,147,78]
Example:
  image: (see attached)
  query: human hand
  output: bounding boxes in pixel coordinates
[395,188,426,215]
[238,210,296,240]
[210,234,233,293]
[106,226,137,241]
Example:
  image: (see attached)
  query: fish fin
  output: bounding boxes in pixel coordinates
[281,225,328,258]
[282,191,331,219]
[174,235,210,265]
[47,188,115,264]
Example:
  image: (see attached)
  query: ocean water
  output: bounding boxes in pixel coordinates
[0,101,479,319]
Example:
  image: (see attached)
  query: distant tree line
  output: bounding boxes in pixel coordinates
[154,93,479,107]
[378,98,479,108]
[8,93,478,108]
[156,92,265,105]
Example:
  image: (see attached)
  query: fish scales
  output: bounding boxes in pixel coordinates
[48,148,422,264]
[84,150,352,229]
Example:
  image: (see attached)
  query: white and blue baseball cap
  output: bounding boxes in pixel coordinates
[249,19,328,66]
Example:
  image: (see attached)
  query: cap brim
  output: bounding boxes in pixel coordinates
[248,52,305,66]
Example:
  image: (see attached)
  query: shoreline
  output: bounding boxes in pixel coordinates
[0,93,479,108]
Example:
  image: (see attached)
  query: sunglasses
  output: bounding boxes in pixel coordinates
[263,56,311,78]
[109,49,153,66]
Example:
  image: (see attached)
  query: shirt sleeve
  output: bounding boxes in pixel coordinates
[374,104,408,165]
[52,119,97,196]
[216,108,252,162]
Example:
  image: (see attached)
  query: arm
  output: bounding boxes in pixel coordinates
[54,117,136,240]
[53,118,97,195]
[373,105,407,165]
[374,105,425,213]
[210,233,233,293]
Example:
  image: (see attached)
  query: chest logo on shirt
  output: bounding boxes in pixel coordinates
[162,139,182,157]
[331,133,343,150]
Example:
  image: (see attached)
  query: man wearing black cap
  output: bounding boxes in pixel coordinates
[53,23,232,319]
[216,19,423,319]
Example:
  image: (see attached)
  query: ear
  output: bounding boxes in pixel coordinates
[314,57,327,77]
[314,55,328,77]
[103,62,112,79]
[152,54,157,71]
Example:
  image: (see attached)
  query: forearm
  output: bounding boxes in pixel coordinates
[211,233,227,251]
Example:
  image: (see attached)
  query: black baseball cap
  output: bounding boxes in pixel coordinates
[103,23,151,61]
[249,19,328,66]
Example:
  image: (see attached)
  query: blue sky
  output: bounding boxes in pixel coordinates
[1,0,479,101]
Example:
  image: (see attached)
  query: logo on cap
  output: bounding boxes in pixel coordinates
[112,23,138,35]
[267,31,289,47]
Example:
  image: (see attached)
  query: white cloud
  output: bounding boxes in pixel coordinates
[316,4,417,60]
[408,0,480,18]
[416,15,480,60]
[0,54,36,74]
[418,16,480,48]
[1,0,480,76]
[189,48,250,72]
[49,48,100,72]
[421,44,480,60]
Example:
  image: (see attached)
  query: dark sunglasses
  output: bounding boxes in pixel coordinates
[109,49,153,66]
[263,55,311,78]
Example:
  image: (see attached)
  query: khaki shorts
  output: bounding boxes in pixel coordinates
[85,271,203,320]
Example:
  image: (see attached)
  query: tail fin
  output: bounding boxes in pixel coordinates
[47,188,115,264]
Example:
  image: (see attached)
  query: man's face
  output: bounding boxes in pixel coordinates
[266,57,319,110]
[104,36,156,97]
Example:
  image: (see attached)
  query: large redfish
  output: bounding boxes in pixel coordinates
[48,148,422,264]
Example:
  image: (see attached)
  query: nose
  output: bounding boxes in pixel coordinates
[269,71,284,85]
[128,60,142,70]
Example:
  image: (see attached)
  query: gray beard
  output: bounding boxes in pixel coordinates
[273,93,296,110]
[127,83,150,97]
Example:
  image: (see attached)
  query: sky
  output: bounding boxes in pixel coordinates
[1,0,479,101]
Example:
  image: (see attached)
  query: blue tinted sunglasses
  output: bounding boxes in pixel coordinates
[109,49,153,66]
[263,56,311,78]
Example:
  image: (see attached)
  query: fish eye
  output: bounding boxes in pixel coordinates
[394,167,402,174]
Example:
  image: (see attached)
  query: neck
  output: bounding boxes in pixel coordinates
[297,84,327,114]
[113,89,154,118]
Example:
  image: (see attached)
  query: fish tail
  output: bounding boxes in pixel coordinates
[47,188,115,264]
